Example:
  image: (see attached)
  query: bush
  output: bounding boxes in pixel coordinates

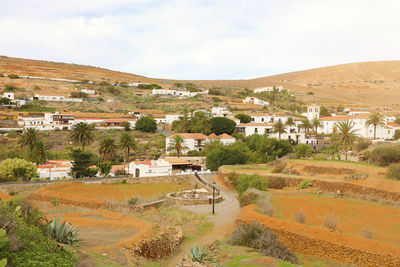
[86,167,98,177]
[386,164,400,180]
[187,150,200,157]
[293,144,313,158]
[45,214,79,246]
[97,161,112,176]
[209,117,236,135]
[7,74,19,79]
[323,214,338,231]
[296,180,312,189]
[370,146,400,166]
[394,130,400,141]
[361,226,374,239]
[0,158,37,182]
[271,163,286,173]
[228,174,268,195]
[293,209,306,223]
[4,84,17,92]
[206,144,247,171]
[234,113,252,123]
[135,116,157,133]
[208,88,223,95]
[188,245,208,263]
[267,177,286,189]
[239,192,259,207]
[306,91,314,95]
[128,197,139,205]
[115,169,126,176]
[50,200,59,206]
[229,221,300,264]
[258,195,274,217]
[354,138,372,152]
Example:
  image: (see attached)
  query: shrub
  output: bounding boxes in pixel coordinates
[45,214,79,246]
[293,144,313,158]
[188,245,207,263]
[258,195,274,217]
[267,177,286,189]
[86,167,98,177]
[135,116,157,133]
[386,164,400,180]
[115,169,126,176]
[0,158,37,182]
[50,199,59,206]
[208,88,223,96]
[234,113,252,123]
[323,214,338,231]
[370,146,400,166]
[0,73,4,77]
[187,150,200,157]
[206,144,247,171]
[293,209,306,223]
[361,226,374,239]
[296,180,312,189]
[4,84,17,92]
[7,74,20,79]
[97,161,112,177]
[239,192,259,207]
[12,167,27,180]
[128,197,139,205]
[394,130,400,141]
[271,163,286,173]
[229,221,300,264]
[209,117,236,135]
[233,174,268,195]
[354,138,371,152]
[307,91,314,95]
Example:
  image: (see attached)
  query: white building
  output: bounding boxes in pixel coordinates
[33,94,83,103]
[304,105,320,121]
[237,123,274,136]
[19,112,75,130]
[243,97,269,106]
[2,92,14,100]
[37,160,73,180]
[81,89,96,95]
[128,159,172,178]
[152,89,198,97]
[211,106,232,117]
[253,86,284,93]
[166,133,236,154]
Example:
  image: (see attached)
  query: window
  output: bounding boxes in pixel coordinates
[254,128,258,133]
[262,118,264,122]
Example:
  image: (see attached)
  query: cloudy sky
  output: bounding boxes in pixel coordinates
[1,0,399,79]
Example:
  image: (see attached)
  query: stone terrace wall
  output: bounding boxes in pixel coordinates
[237,205,400,267]
[101,174,196,185]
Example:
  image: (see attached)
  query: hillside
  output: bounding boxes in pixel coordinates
[181,61,400,108]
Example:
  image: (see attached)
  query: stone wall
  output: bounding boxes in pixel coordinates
[101,174,195,185]
[237,205,400,267]
[166,192,223,205]
[129,226,183,259]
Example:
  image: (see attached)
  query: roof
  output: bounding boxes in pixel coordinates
[208,133,218,139]
[111,165,124,173]
[238,123,274,127]
[104,118,134,123]
[320,114,370,121]
[167,133,208,140]
[227,117,240,121]
[218,133,235,139]
[164,158,191,165]
[387,122,400,127]
[133,161,152,166]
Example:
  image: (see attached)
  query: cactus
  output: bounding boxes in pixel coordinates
[188,244,207,263]
[45,214,79,246]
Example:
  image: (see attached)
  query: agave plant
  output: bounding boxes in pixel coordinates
[45,214,79,246]
[188,244,208,263]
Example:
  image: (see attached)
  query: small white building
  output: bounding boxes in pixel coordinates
[33,94,83,103]
[2,92,14,100]
[152,89,198,97]
[128,159,172,178]
[81,89,95,95]
[237,123,274,136]
[304,105,320,121]
[211,106,232,117]
[253,86,283,93]
[243,97,269,106]
[166,133,209,154]
[37,160,73,180]
[207,133,236,145]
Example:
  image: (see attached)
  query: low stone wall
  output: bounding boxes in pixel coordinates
[100,174,195,185]
[237,205,400,267]
[166,192,223,205]
[129,226,183,259]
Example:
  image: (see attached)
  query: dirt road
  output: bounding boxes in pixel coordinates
[167,174,239,266]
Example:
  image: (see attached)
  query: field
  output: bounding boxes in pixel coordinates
[271,191,400,245]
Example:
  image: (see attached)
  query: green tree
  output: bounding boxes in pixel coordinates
[319,105,330,117]
[69,148,97,178]
[234,114,252,123]
[12,167,27,181]
[168,135,189,158]
[30,141,49,164]
[206,144,247,171]
[311,118,323,133]
[0,98,10,105]
[273,119,286,140]
[97,161,112,176]
[334,120,358,160]
[209,117,236,135]
[69,122,95,152]
[119,133,137,172]
[135,116,157,133]
[365,112,385,139]
[293,144,313,158]
[299,118,312,134]
[99,138,117,161]
[123,122,131,132]
[0,158,37,182]
[285,117,296,128]
[394,129,400,140]
[19,128,40,151]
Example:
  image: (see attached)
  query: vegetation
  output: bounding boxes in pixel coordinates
[97,161,112,176]
[188,245,208,263]
[386,164,400,180]
[119,133,137,171]
[19,128,40,151]
[69,149,98,178]
[70,122,95,152]
[234,113,251,123]
[293,208,306,224]
[296,180,312,189]
[168,135,188,158]
[99,137,117,161]
[293,144,313,158]
[323,214,338,231]
[370,146,400,166]
[244,135,293,163]
[30,141,49,164]
[227,173,268,195]
[128,197,139,205]
[45,214,79,246]
[333,120,358,160]
[206,143,247,171]
[209,117,236,135]
[173,110,210,134]
[365,112,385,139]
[0,158,37,182]
[311,118,322,133]
[135,116,157,133]
[272,119,286,140]
[15,103,56,112]
[299,118,312,134]
[7,74,20,79]
[228,221,300,264]
[0,200,76,266]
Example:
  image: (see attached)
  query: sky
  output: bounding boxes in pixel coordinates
[1,0,400,80]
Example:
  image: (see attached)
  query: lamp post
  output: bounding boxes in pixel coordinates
[212,181,216,214]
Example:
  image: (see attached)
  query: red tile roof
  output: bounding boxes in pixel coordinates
[167,133,208,140]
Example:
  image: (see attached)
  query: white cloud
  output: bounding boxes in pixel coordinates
[1,0,400,79]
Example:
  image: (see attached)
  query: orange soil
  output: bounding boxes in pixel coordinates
[0,192,13,202]
[38,182,191,203]
[237,205,400,258]
[271,191,400,245]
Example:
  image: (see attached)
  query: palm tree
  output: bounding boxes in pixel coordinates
[19,128,40,151]
[168,135,188,158]
[300,118,312,134]
[365,112,385,139]
[311,118,323,133]
[31,141,49,164]
[119,133,137,173]
[285,117,296,133]
[273,119,286,140]
[99,137,117,161]
[335,120,358,160]
[70,122,95,152]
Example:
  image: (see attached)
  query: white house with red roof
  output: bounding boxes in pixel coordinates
[37,160,73,180]
[128,159,172,178]
[166,133,236,154]
[207,133,236,145]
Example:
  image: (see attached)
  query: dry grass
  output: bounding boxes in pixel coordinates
[323,214,338,231]
[293,208,306,224]
[361,226,374,239]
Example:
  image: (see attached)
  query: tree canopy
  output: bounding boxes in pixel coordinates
[135,116,157,133]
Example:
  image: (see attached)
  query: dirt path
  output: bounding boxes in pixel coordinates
[167,174,240,267]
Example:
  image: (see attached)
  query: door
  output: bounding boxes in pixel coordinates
[135,168,140,178]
